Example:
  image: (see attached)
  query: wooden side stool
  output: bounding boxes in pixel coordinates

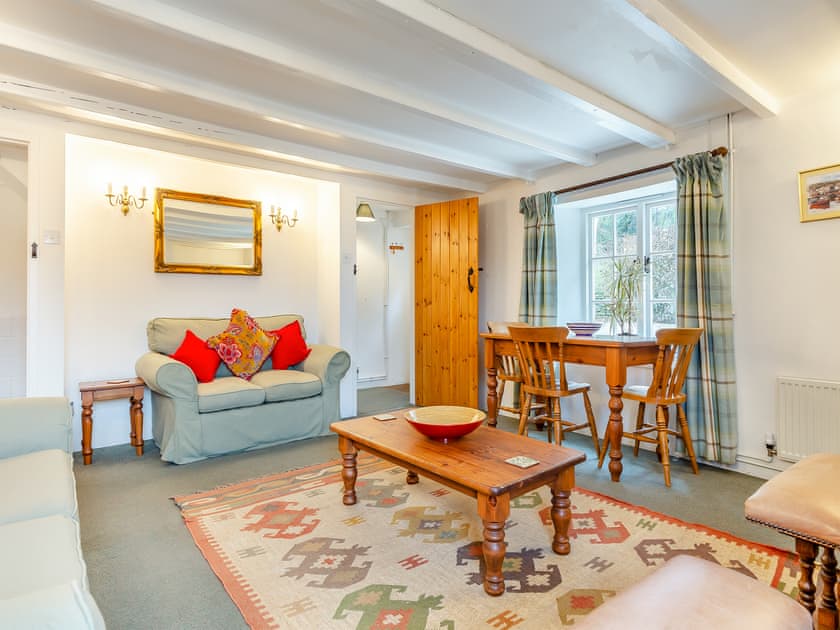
[575,555,812,629]
[745,453,840,630]
[79,377,145,465]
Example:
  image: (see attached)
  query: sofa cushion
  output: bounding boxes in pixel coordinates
[0,580,106,630]
[171,329,221,383]
[0,449,77,525]
[197,377,266,412]
[147,314,305,355]
[250,370,323,402]
[0,515,89,599]
[269,320,312,369]
[207,309,276,380]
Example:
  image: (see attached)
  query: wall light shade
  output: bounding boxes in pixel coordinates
[356,202,375,222]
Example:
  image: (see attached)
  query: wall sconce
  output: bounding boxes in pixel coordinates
[269,206,299,231]
[105,183,147,216]
[356,202,376,222]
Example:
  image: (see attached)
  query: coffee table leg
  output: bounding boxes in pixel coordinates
[478,493,510,596]
[549,467,575,554]
[338,437,358,505]
[406,470,419,484]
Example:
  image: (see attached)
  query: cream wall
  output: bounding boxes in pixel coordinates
[478,83,840,477]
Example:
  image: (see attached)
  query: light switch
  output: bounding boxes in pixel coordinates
[42,230,61,245]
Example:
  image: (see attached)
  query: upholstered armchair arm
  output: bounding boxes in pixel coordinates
[135,352,198,401]
[0,397,72,459]
[301,345,351,384]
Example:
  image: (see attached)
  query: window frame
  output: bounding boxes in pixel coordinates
[584,191,678,337]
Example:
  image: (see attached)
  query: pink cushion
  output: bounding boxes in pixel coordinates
[170,330,220,383]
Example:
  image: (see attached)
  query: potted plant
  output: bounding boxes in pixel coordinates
[608,258,643,335]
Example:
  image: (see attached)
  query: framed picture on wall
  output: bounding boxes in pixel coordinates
[799,163,840,222]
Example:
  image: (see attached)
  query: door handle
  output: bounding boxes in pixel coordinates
[468,267,475,293]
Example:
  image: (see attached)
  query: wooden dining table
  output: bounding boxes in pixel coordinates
[481,332,660,482]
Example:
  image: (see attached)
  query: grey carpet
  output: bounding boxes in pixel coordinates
[75,408,792,630]
[357,384,410,415]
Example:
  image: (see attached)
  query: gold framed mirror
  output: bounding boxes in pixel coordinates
[154,189,262,275]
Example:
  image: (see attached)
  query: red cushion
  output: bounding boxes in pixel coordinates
[171,330,221,383]
[269,320,312,369]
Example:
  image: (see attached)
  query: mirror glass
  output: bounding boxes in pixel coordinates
[154,189,262,275]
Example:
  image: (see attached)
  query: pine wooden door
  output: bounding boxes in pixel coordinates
[415,197,479,407]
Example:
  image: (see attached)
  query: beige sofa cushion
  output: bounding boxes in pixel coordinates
[250,369,322,402]
[0,449,77,525]
[576,555,811,629]
[197,377,266,412]
[0,515,89,599]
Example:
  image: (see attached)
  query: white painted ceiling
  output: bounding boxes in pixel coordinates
[1,0,838,193]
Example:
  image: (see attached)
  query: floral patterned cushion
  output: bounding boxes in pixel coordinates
[207,308,277,380]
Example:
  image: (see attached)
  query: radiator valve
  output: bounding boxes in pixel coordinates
[765,432,777,458]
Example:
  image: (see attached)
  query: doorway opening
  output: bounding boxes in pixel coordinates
[355,199,413,414]
[0,140,28,398]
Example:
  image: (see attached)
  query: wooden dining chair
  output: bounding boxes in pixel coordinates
[597,327,703,487]
[486,321,544,421]
[508,325,600,452]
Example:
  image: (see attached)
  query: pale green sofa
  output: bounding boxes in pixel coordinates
[0,397,106,629]
[135,314,351,464]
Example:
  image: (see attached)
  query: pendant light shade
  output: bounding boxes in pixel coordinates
[356,202,376,222]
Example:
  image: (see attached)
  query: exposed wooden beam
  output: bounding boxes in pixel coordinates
[373,0,676,148]
[614,0,778,118]
[0,22,530,180]
[0,78,489,192]
[89,0,595,165]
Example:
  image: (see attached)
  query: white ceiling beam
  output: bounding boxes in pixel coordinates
[613,0,779,118]
[373,0,676,148]
[0,23,529,180]
[0,78,489,192]
[89,0,595,165]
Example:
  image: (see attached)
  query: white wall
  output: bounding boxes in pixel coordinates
[0,142,28,397]
[479,82,840,477]
[384,209,412,387]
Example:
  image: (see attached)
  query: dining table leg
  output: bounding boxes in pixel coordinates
[486,365,499,428]
[606,385,625,482]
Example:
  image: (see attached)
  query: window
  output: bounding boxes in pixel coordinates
[586,192,677,336]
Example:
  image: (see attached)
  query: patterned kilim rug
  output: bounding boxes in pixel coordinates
[174,455,800,629]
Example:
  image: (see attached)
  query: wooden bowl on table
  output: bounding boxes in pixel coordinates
[405,406,486,443]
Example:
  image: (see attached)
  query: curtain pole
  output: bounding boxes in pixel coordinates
[553,146,728,196]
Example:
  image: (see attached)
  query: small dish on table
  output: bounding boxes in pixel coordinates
[405,406,486,443]
[566,322,602,336]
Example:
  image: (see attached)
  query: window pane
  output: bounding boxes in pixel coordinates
[651,253,676,299]
[652,302,676,328]
[650,203,676,253]
[593,214,613,257]
[615,211,637,255]
[593,302,611,323]
[592,259,613,301]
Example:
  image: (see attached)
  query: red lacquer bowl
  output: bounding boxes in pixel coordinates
[405,406,486,442]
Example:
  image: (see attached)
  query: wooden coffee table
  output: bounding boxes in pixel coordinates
[330,411,586,596]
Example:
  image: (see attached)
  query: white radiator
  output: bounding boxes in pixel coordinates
[776,377,840,462]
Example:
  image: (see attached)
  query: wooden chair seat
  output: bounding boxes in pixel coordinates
[597,327,703,487]
[509,325,600,452]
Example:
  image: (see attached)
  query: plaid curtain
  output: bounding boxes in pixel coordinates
[518,192,558,325]
[673,152,738,464]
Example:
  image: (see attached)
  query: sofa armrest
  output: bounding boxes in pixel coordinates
[135,352,198,401]
[301,345,351,384]
[0,397,72,459]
